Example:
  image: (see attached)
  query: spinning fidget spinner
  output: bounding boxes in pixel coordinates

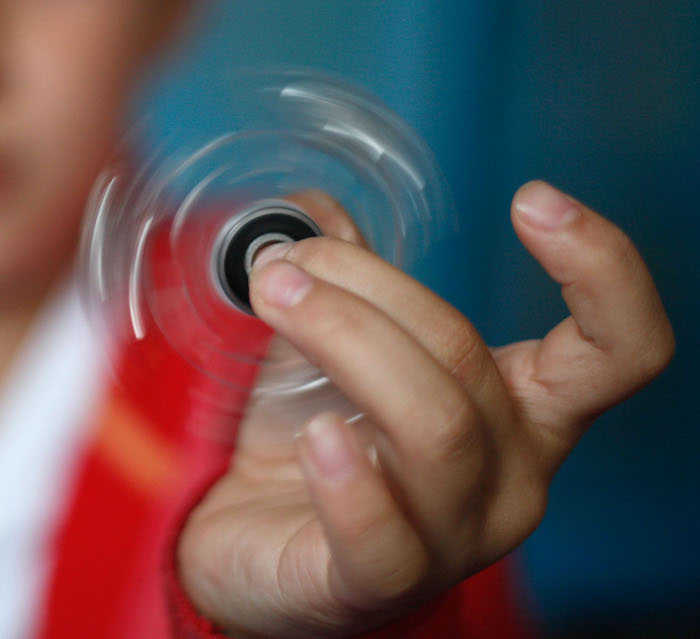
[80,69,455,430]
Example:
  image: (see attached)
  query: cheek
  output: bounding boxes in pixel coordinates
[20,9,143,198]
[2,4,155,289]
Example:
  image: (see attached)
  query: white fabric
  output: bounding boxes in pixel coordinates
[0,283,105,639]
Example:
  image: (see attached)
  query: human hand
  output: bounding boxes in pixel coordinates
[178,182,674,638]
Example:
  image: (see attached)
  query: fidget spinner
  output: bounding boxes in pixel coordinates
[80,69,454,429]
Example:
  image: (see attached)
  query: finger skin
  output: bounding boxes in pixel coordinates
[255,236,516,435]
[249,260,489,548]
[295,412,429,611]
[505,181,675,456]
[285,190,367,247]
[272,189,515,432]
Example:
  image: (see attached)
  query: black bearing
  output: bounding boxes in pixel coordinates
[216,203,321,314]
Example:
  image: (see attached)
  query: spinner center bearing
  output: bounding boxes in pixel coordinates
[214,202,322,314]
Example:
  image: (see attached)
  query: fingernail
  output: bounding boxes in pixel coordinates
[257,261,313,308]
[251,242,292,271]
[302,414,357,480]
[514,181,580,230]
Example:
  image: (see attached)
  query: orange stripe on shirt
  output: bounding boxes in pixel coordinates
[94,389,180,496]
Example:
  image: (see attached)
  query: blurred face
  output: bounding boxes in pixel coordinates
[0,0,177,300]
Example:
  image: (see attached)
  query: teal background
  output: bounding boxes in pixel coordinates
[136,2,700,636]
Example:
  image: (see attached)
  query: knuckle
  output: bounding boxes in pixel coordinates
[608,226,637,263]
[286,235,332,264]
[587,220,641,276]
[489,477,549,550]
[422,395,482,466]
[358,544,430,606]
[593,223,639,275]
[373,551,429,604]
[638,314,676,380]
[516,446,552,533]
[523,484,549,536]
[449,321,483,379]
[287,236,355,272]
[338,512,429,605]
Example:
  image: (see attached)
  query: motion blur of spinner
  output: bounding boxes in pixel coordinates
[81,68,455,439]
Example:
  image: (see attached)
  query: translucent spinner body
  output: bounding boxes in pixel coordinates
[80,69,454,439]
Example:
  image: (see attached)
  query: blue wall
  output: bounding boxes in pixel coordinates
[136,2,700,635]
